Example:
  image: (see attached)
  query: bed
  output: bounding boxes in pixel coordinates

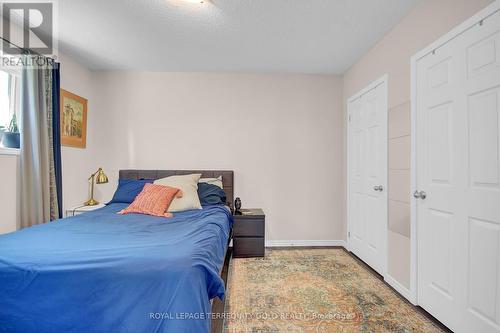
[0,169,234,333]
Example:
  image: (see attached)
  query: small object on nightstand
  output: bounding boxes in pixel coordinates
[65,204,106,218]
[233,208,265,258]
[234,197,242,214]
[84,167,109,206]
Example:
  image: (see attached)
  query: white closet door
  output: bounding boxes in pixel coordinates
[348,79,388,276]
[416,9,500,333]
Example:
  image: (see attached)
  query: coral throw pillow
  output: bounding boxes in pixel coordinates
[118,183,182,218]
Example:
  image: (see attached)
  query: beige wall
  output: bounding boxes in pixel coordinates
[92,72,344,242]
[1,59,344,242]
[59,53,116,211]
[342,0,494,288]
[0,153,19,233]
[0,52,109,234]
[2,0,493,258]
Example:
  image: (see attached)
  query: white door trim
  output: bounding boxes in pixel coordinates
[346,74,388,277]
[410,0,500,306]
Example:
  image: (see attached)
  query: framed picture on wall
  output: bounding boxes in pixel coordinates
[60,89,87,148]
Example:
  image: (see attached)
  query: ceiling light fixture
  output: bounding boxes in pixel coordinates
[181,0,205,4]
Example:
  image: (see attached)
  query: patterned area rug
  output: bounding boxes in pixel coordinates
[224,249,444,333]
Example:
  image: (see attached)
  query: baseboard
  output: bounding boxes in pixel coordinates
[265,240,347,247]
[384,274,416,305]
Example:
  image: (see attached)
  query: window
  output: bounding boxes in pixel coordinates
[0,69,20,150]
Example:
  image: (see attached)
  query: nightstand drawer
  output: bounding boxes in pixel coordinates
[233,218,264,237]
[233,237,265,258]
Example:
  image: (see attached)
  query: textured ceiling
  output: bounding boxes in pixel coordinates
[58,0,420,73]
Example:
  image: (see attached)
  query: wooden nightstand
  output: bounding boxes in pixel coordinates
[232,208,265,258]
[65,204,106,218]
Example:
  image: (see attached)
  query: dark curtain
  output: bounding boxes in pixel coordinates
[52,63,63,219]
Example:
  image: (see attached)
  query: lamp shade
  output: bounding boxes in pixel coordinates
[96,168,109,184]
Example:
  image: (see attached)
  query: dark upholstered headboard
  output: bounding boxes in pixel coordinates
[119,170,234,208]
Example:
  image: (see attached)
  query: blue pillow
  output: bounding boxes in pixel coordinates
[108,179,154,204]
[197,183,226,206]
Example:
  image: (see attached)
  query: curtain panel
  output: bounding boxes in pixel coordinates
[20,56,62,228]
[52,64,63,219]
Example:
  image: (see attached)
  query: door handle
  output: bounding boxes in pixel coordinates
[413,190,427,199]
[373,185,384,192]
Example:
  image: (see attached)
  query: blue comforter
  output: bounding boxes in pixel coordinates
[0,204,232,333]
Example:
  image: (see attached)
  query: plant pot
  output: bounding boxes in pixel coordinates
[1,132,20,149]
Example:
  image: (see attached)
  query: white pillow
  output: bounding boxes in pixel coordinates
[199,176,223,189]
[154,174,202,212]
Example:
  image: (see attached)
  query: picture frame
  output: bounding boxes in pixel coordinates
[60,89,87,148]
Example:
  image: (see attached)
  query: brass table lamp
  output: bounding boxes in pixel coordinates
[85,167,109,206]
